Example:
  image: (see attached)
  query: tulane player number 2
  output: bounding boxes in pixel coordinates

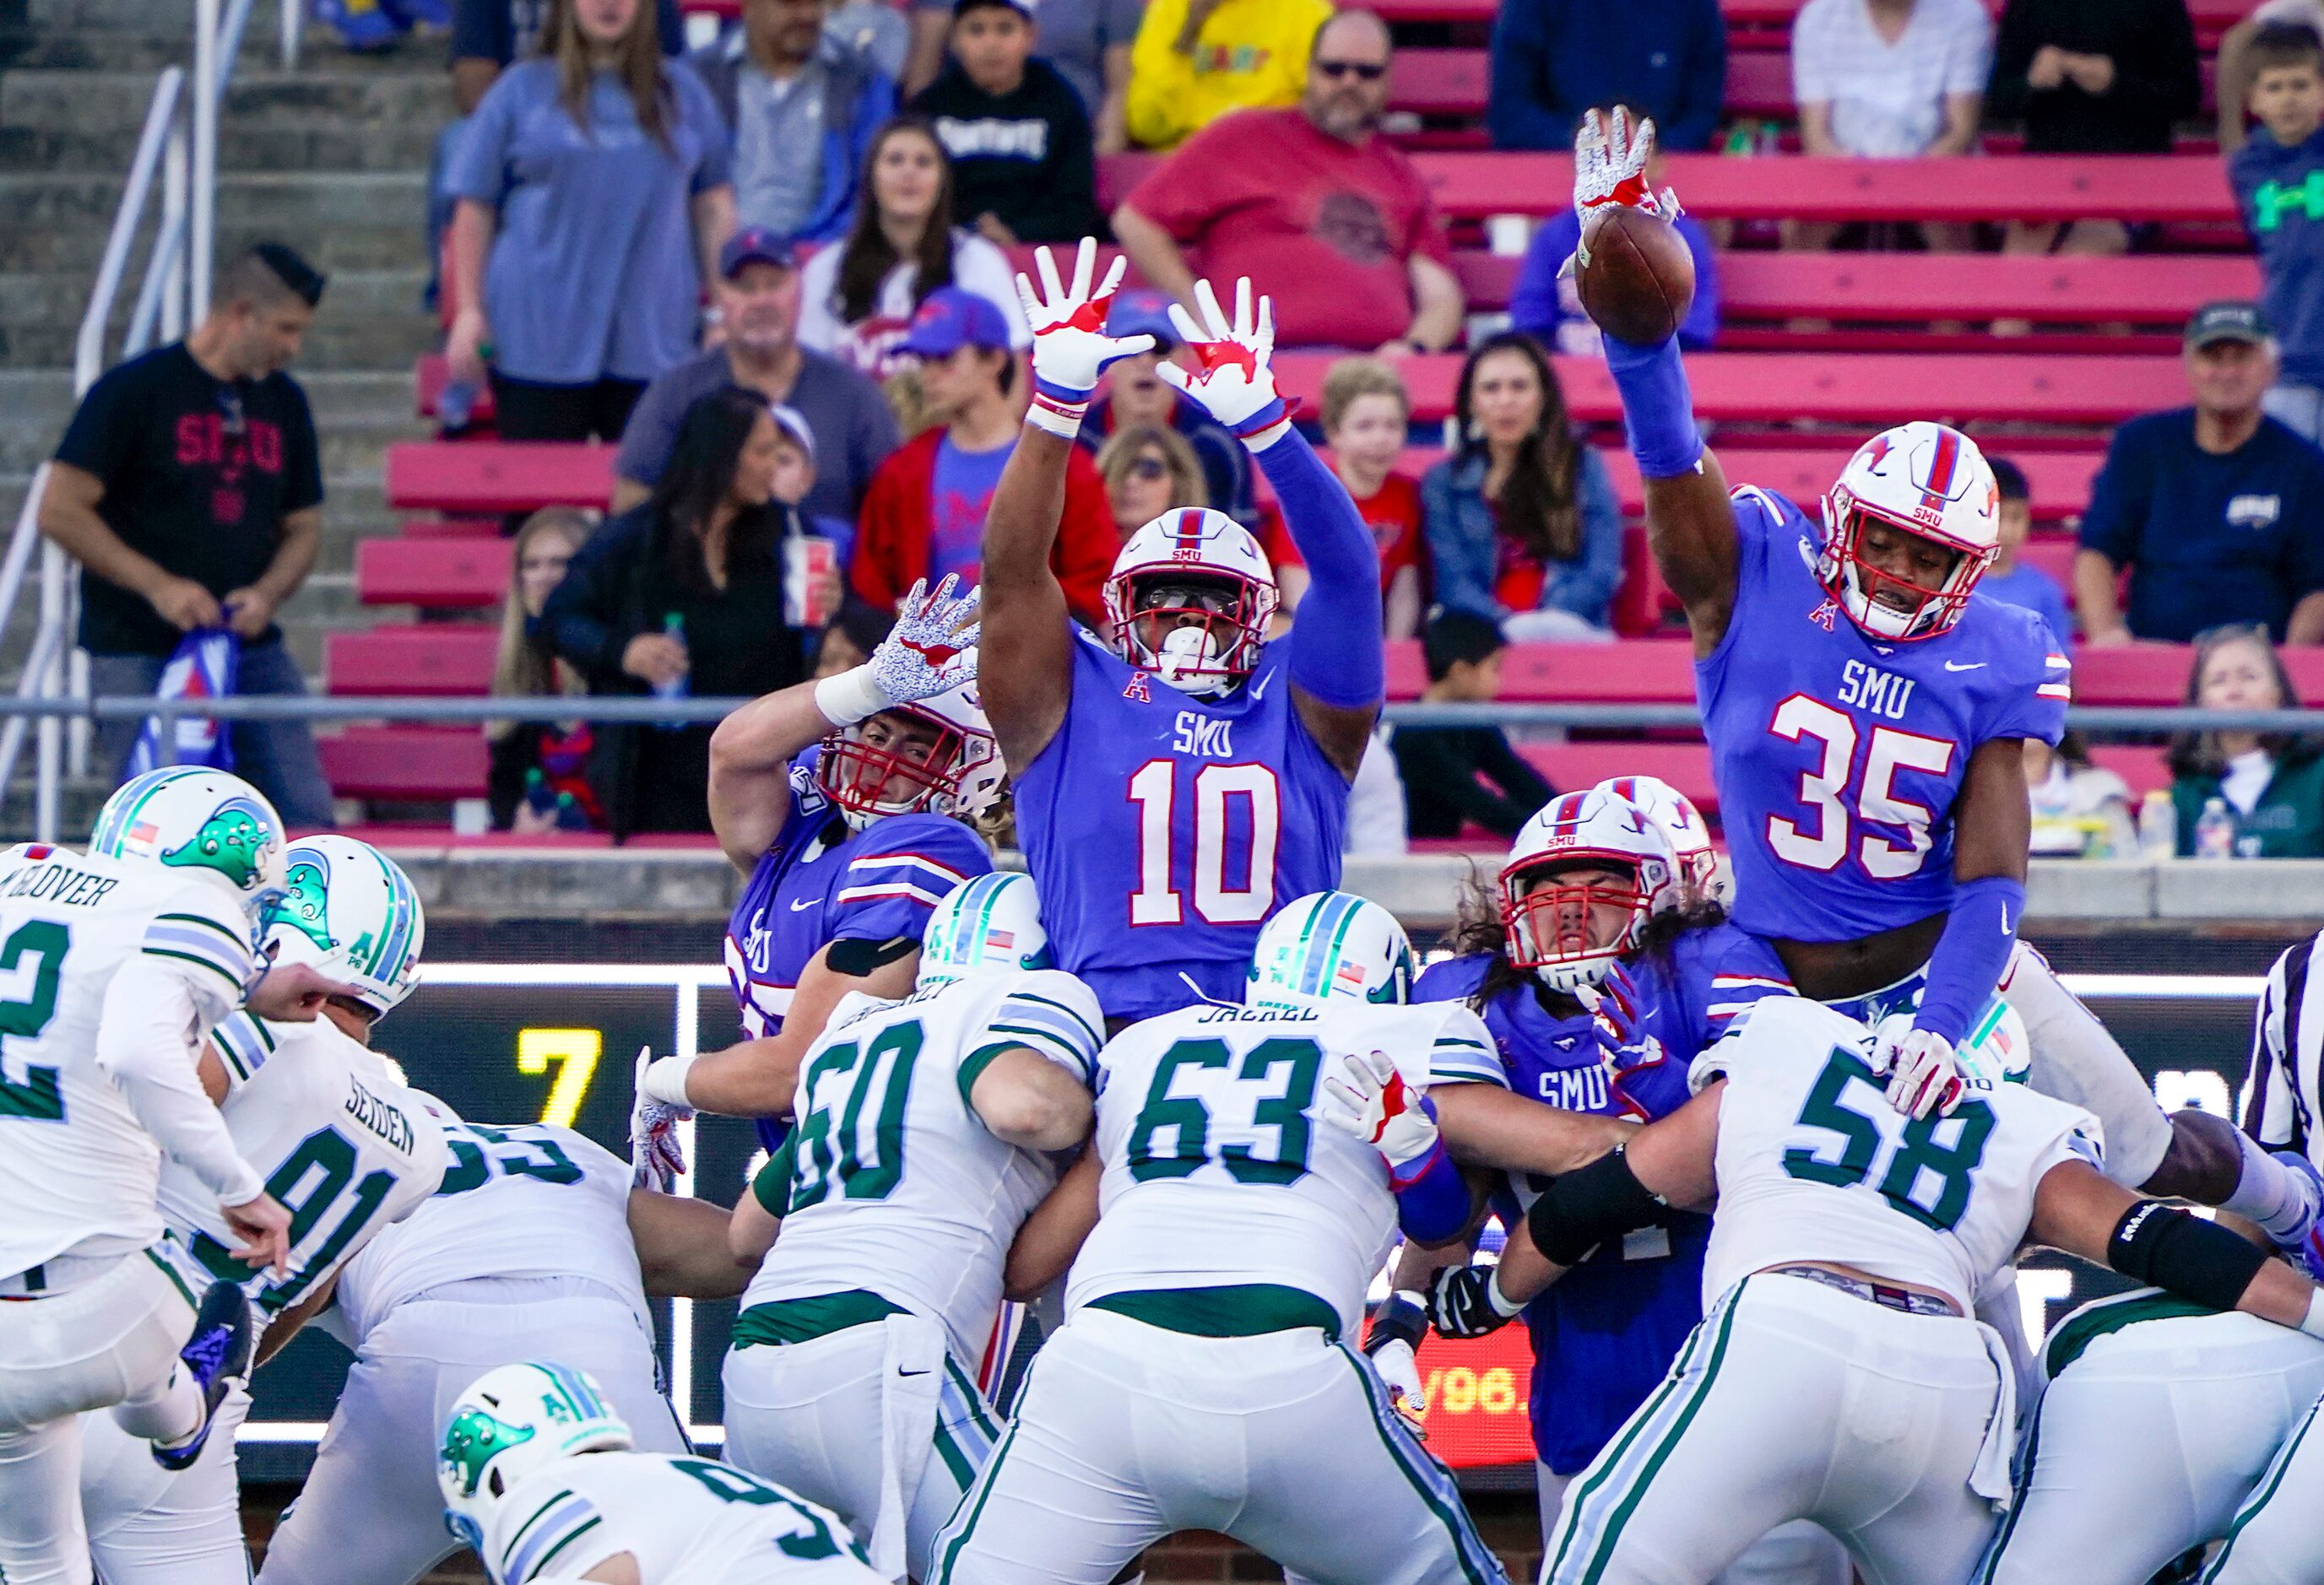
[1767,696,1957,879]
[1125,760,1282,926]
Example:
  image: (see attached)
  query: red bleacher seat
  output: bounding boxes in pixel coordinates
[1517,741,1720,811]
[1715,253,2260,327]
[400,517,501,539]
[384,441,615,513]
[1389,49,1488,116]
[1387,640,1696,702]
[357,538,512,609]
[1597,449,2099,523]
[327,625,500,696]
[2072,646,2324,706]
[1406,154,2239,224]
[319,727,490,801]
[2087,744,2170,800]
[1274,350,2184,426]
[1613,524,1678,637]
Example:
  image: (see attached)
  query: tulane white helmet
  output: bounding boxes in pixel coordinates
[816,679,1006,833]
[918,871,1053,990]
[89,766,290,919]
[438,1361,631,1550]
[1501,788,1679,993]
[1103,507,1279,699]
[1248,890,1416,1011]
[267,836,425,1019]
[1817,421,2001,641]
[1594,774,1717,900]
[1954,996,2032,1087]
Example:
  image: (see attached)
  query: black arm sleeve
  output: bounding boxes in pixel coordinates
[2108,1200,2272,1312]
[1525,1146,1665,1267]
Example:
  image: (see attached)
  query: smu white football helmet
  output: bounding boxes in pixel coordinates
[1501,788,1679,993]
[816,679,1006,832]
[1816,421,2001,641]
[1103,507,1279,699]
[1594,774,1717,900]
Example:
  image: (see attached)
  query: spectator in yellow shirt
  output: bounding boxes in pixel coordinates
[1125,0,1334,148]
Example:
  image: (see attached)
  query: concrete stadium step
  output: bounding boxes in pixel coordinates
[0,266,438,369]
[0,68,451,173]
[0,169,429,258]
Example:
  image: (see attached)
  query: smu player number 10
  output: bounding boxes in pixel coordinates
[1127,760,1282,927]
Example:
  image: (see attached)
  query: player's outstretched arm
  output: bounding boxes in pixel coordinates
[708,580,981,874]
[983,241,1156,772]
[1568,109,1740,657]
[1433,1083,1636,1177]
[968,1047,1095,1153]
[641,943,923,1118]
[2031,1158,2324,1333]
[1159,279,1384,777]
[1005,1145,1102,1299]
[627,1187,756,1301]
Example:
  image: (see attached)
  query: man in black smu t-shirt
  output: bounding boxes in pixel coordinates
[40,243,335,825]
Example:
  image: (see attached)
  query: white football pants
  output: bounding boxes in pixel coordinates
[2001,943,2175,1189]
[0,1249,201,1585]
[1537,1469,1850,1585]
[253,1281,685,1585]
[928,1307,1507,1585]
[1544,1274,2007,1585]
[1978,1300,2324,1585]
[79,1383,253,1585]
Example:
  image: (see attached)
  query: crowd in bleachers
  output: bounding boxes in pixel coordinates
[40,0,2324,856]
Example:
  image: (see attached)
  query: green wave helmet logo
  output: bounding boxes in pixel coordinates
[160,797,276,891]
[439,1407,534,1498]
[276,852,333,949]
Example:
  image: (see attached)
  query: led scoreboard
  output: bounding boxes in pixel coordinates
[237,964,2271,1485]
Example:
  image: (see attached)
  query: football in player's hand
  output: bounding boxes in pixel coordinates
[1577,208,1696,347]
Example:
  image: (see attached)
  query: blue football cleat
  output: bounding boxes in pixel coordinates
[152,1280,255,1472]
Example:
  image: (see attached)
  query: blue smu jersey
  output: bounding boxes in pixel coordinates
[1414,953,1709,1474]
[723,749,994,1041]
[1702,486,2070,944]
[1014,627,1350,1022]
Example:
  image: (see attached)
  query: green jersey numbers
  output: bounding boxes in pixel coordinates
[667,1458,857,1562]
[1126,1036,1324,1185]
[1781,1047,1996,1233]
[0,919,68,1122]
[187,1124,400,1312]
[437,1122,587,1196]
[790,1020,926,1209]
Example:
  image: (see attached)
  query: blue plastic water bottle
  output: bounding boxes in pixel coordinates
[653,612,690,731]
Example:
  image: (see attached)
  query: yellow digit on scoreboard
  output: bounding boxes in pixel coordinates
[517,1028,602,1128]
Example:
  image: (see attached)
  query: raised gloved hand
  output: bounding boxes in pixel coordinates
[1319,1047,1443,1188]
[629,1045,691,1192]
[1156,277,1288,443]
[1873,1023,1964,1121]
[817,575,981,727]
[1014,238,1154,433]
[1566,105,1683,277]
[1427,1263,1524,1339]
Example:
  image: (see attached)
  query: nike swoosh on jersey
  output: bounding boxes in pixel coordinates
[789,898,818,912]
[1249,668,1272,701]
[1943,661,1986,672]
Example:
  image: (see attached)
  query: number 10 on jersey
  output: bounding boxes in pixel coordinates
[1126,760,1282,927]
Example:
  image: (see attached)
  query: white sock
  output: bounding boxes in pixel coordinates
[109,1365,203,1447]
[2223,1130,2319,1242]
[2001,943,2175,1187]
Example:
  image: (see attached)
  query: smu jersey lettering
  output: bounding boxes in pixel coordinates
[1417,952,1709,1474]
[1700,489,2068,942]
[724,749,992,1134]
[1015,630,1350,1022]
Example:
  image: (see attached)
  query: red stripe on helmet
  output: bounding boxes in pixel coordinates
[1925,428,1961,498]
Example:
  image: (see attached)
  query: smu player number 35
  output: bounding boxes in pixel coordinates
[1768,696,1955,879]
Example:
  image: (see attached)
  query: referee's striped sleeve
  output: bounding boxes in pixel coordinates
[2247,936,2317,1155]
[959,971,1104,1102]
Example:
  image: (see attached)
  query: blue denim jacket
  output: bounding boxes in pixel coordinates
[1421,442,1623,626]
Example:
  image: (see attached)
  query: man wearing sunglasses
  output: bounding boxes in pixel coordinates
[1113,8,1466,354]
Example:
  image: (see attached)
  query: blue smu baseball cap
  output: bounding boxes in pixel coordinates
[899,288,1013,357]
[1105,289,1178,347]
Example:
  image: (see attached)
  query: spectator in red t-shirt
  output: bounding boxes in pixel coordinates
[853,286,1117,619]
[1272,356,1424,637]
[1108,9,1466,351]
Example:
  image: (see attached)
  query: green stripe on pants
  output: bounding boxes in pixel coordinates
[1334,1343,1503,1585]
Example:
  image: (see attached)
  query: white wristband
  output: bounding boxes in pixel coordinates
[1025,403,1082,440]
[2302,1286,2324,1340]
[813,665,888,728]
[1487,1266,1526,1320]
[641,1052,699,1110]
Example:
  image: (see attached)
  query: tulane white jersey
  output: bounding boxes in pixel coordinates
[481,1452,877,1585]
[328,1120,647,1346]
[156,1013,447,1318]
[0,842,256,1274]
[1068,999,1506,1338]
[1701,997,2102,1309]
[744,969,1104,1366]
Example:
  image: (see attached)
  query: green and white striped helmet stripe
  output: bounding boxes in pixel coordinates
[1248,890,1416,1009]
[918,872,1049,988]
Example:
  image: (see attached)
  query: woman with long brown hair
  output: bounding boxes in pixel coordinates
[1421,330,1623,641]
[443,0,735,442]
[487,506,599,830]
[795,116,1029,379]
